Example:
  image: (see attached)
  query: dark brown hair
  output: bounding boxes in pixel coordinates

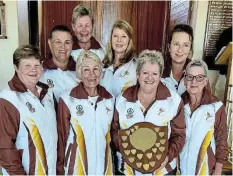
[163,24,194,77]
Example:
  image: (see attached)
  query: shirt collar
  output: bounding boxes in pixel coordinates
[182,88,218,105]
[122,81,171,102]
[72,36,102,50]
[8,73,49,101]
[43,55,76,71]
[70,82,112,101]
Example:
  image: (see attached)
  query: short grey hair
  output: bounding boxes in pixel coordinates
[72,4,94,25]
[136,50,164,75]
[76,51,103,79]
[185,59,208,76]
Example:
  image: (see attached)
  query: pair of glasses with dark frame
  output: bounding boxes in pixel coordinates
[184,74,206,82]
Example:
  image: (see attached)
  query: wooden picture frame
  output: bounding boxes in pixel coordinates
[0,1,7,39]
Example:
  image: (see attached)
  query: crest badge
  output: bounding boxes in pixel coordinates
[206,112,213,121]
[106,107,112,115]
[126,108,134,119]
[158,108,165,115]
[26,102,35,113]
[76,105,84,116]
[47,79,54,88]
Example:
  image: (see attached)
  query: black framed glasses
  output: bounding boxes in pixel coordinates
[185,74,206,82]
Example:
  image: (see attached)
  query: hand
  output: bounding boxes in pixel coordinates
[155,156,168,172]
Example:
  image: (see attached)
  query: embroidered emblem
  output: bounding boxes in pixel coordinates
[106,107,112,115]
[158,108,165,115]
[126,108,134,119]
[47,79,54,88]
[26,102,35,113]
[76,105,84,116]
[206,112,213,120]
[88,101,94,106]
[120,70,130,77]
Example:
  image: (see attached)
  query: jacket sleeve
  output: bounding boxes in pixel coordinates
[110,108,121,151]
[214,105,228,164]
[56,98,71,175]
[0,98,26,175]
[167,100,186,162]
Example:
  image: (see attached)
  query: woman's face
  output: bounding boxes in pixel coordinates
[137,62,161,94]
[184,66,208,95]
[72,15,93,44]
[80,58,102,89]
[169,32,191,64]
[15,57,42,88]
[112,28,130,55]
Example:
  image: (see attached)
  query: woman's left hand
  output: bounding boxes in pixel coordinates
[155,156,168,172]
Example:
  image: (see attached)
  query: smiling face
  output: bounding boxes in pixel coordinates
[15,57,42,88]
[72,15,93,44]
[80,58,102,90]
[48,31,72,64]
[112,28,130,55]
[169,32,192,64]
[184,66,208,95]
[137,62,161,94]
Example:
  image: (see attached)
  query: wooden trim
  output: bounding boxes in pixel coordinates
[0,1,7,39]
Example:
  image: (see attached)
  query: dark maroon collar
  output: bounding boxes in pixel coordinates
[182,88,218,106]
[70,82,112,101]
[8,73,49,101]
[72,36,102,50]
[122,82,171,102]
[43,55,76,71]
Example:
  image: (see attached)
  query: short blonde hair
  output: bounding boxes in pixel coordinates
[185,59,208,76]
[13,45,42,68]
[72,4,94,24]
[76,51,103,79]
[103,20,136,67]
[137,50,164,75]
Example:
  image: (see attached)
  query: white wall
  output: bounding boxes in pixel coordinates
[0,1,19,90]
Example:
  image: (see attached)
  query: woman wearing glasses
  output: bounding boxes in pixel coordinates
[162,24,193,95]
[179,60,227,175]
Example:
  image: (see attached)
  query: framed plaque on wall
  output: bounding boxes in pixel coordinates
[203,0,232,73]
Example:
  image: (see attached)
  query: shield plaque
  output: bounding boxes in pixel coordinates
[118,122,168,173]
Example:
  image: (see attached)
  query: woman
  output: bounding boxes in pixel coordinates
[100,20,137,97]
[162,24,193,95]
[56,51,114,175]
[71,4,105,61]
[179,59,227,175]
[111,50,186,175]
[0,45,57,175]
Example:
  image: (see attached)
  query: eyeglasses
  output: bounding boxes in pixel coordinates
[185,74,206,82]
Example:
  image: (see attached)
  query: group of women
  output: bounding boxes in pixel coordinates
[0,4,228,176]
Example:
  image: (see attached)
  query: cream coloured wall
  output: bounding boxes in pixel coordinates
[0,1,19,90]
[191,0,209,60]
[17,0,29,45]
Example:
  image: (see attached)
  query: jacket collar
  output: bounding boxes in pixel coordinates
[8,73,49,101]
[43,55,76,71]
[70,82,112,101]
[182,88,218,105]
[72,36,102,50]
[122,81,171,102]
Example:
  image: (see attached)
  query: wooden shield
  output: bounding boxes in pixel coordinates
[118,122,168,173]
